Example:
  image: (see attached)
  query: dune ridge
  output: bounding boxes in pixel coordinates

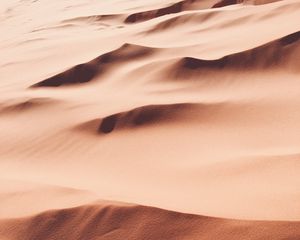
[31,29,300,88]
[213,0,282,8]
[124,0,219,24]
[174,30,300,72]
[146,30,300,82]
[61,14,124,25]
[31,44,155,87]
[1,201,300,240]
[75,103,223,134]
[124,0,283,24]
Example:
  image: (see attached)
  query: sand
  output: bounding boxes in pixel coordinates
[1,0,300,239]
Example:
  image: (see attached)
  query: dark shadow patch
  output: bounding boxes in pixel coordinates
[280,31,300,46]
[99,114,118,134]
[212,0,238,8]
[32,64,99,87]
[30,44,155,88]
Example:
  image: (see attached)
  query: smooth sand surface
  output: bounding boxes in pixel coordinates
[1,0,300,239]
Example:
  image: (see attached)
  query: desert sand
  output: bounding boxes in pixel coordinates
[1,0,300,239]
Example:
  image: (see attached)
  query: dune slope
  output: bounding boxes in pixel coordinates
[1,0,300,239]
[1,202,300,240]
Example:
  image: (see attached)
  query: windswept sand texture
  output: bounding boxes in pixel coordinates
[1,0,300,239]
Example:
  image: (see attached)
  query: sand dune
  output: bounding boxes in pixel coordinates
[76,103,221,134]
[168,30,300,75]
[1,201,300,240]
[124,0,283,24]
[31,44,155,87]
[30,30,300,88]
[124,0,221,23]
[1,0,300,239]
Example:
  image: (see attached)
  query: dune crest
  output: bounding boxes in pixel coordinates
[1,202,300,240]
[75,103,223,134]
[124,0,218,24]
[31,44,155,87]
